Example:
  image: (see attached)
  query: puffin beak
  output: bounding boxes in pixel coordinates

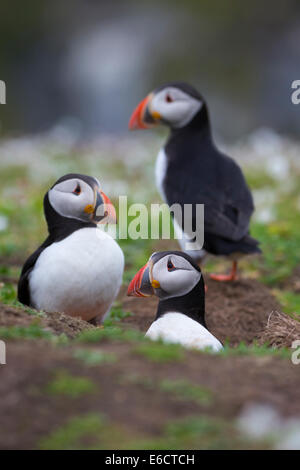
[93,190,117,224]
[127,263,154,297]
[128,93,161,130]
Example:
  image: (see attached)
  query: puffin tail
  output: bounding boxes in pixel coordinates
[235,233,262,255]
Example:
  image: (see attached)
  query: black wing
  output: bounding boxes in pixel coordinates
[199,152,254,241]
[164,142,254,242]
[18,237,52,307]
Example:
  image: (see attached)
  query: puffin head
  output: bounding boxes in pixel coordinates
[129,82,206,130]
[45,173,116,226]
[127,250,203,300]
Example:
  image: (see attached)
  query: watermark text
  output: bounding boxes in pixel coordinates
[291,80,300,105]
[0,340,6,365]
[0,80,6,104]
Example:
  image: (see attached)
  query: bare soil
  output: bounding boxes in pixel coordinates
[0,303,94,338]
[0,340,299,450]
[0,277,298,450]
[122,277,281,346]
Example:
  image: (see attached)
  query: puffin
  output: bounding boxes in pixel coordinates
[127,251,223,351]
[129,82,261,281]
[18,173,124,324]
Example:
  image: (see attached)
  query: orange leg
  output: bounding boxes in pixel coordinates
[210,261,238,282]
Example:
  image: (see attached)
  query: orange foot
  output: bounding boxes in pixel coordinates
[209,272,238,282]
[209,261,238,282]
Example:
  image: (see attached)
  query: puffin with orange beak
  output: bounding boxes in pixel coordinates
[128,251,222,351]
[129,82,261,281]
[18,173,124,324]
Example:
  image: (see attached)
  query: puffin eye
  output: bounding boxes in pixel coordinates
[165,94,173,103]
[73,184,81,196]
[167,259,175,271]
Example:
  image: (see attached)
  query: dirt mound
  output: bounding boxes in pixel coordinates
[0,276,281,345]
[258,311,300,348]
[122,278,280,346]
[0,340,299,449]
[0,303,94,339]
[205,277,280,345]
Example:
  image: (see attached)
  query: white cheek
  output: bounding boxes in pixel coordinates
[160,102,190,125]
[151,95,202,128]
[49,189,91,222]
[159,270,201,298]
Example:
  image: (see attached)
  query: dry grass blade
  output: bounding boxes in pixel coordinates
[259,311,300,348]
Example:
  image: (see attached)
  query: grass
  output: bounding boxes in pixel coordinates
[273,290,300,315]
[103,304,133,326]
[0,282,46,317]
[39,414,106,450]
[130,415,268,450]
[0,282,17,304]
[133,340,185,363]
[76,325,144,344]
[0,323,54,341]
[73,348,117,366]
[120,374,212,406]
[219,341,291,359]
[39,412,269,450]
[0,323,68,344]
[46,370,97,398]
[159,379,213,406]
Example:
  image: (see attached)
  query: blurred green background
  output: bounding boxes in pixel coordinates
[0,0,300,137]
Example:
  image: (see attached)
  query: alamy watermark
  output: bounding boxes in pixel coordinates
[0,340,6,365]
[291,80,300,105]
[291,340,300,365]
[96,197,205,251]
[0,80,6,105]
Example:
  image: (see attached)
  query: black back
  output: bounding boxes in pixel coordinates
[159,84,260,255]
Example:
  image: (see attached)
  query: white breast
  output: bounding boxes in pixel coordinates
[29,227,124,321]
[155,148,206,262]
[145,312,223,352]
[155,148,168,201]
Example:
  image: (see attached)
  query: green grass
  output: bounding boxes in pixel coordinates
[273,290,300,315]
[119,374,212,406]
[39,414,106,450]
[130,415,268,450]
[103,304,133,326]
[0,282,46,317]
[133,340,185,363]
[159,379,213,406]
[0,282,16,304]
[0,323,54,341]
[73,348,117,366]
[0,323,68,344]
[244,168,278,190]
[0,264,20,280]
[219,341,291,358]
[46,370,97,398]
[76,325,144,344]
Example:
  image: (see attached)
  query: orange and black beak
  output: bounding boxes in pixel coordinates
[127,262,154,297]
[85,189,117,224]
[128,93,161,130]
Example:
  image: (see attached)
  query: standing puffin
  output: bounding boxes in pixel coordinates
[18,174,124,323]
[127,251,222,351]
[129,82,260,281]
